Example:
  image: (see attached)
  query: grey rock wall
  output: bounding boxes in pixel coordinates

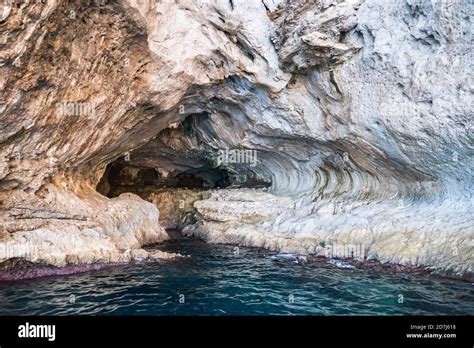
[0,0,472,276]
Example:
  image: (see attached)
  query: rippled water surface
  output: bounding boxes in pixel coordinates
[0,239,473,315]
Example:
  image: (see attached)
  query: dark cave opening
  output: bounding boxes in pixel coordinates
[95,156,241,232]
[96,111,272,199]
[96,160,233,198]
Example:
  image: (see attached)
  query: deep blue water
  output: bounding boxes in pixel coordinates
[0,238,473,315]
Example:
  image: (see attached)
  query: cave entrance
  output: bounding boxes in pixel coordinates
[96,160,232,198]
[95,157,239,231]
[95,155,270,232]
[95,112,272,232]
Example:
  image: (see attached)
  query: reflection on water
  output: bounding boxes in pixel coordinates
[0,239,472,315]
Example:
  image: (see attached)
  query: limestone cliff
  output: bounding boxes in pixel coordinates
[0,0,472,277]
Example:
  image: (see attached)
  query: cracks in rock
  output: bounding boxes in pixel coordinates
[328,68,342,95]
[234,38,255,62]
[207,21,259,64]
[0,0,471,276]
[0,127,28,148]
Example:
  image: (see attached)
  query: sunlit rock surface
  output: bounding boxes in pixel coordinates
[0,0,472,276]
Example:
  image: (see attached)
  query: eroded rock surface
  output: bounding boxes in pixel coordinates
[0,0,472,277]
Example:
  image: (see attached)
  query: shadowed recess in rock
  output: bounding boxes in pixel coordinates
[0,0,472,278]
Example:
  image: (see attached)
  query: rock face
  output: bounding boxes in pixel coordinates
[0,0,472,277]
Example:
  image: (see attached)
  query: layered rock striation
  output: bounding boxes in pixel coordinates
[0,0,472,277]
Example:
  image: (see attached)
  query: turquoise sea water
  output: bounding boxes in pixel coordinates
[0,238,472,315]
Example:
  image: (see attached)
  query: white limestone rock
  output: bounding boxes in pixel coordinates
[0,0,472,277]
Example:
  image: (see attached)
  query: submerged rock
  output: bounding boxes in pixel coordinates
[327,259,356,269]
[265,253,307,263]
